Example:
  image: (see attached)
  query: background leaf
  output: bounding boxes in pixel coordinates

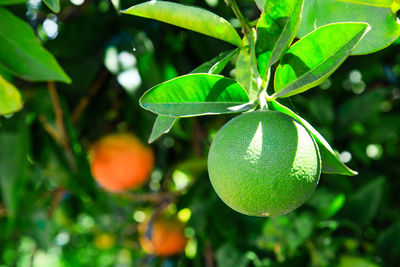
[375,224,400,266]
[42,0,60,13]
[274,22,370,98]
[338,177,385,226]
[298,0,400,54]
[339,255,380,267]
[256,0,303,79]
[0,75,22,116]
[140,74,252,117]
[0,8,70,83]
[122,1,242,47]
[0,114,30,219]
[0,0,27,5]
[270,100,357,175]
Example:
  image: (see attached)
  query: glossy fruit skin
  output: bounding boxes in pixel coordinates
[208,110,321,217]
[89,133,154,192]
[138,215,188,257]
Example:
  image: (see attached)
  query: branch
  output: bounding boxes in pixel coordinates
[46,82,77,172]
[225,0,262,89]
[0,204,6,218]
[116,191,179,203]
[72,69,110,123]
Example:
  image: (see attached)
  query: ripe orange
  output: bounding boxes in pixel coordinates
[89,133,154,192]
[208,110,321,217]
[138,215,188,257]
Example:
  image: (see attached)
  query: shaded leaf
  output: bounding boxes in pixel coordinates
[270,100,357,175]
[339,177,385,226]
[255,0,266,11]
[0,0,27,5]
[216,243,251,267]
[42,0,60,13]
[191,49,238,74]
[308,188,346,218]
[274,22,370,98]
[236,47,258,99]
[148,115,177,143]
[256,0,303,79]
[0,114,30,218]
[0,75,23,116]
[140,74,253,117]
[122,1,242,46]
[299,0,400,54]
[339,256,380,267]
[149,50,238,143]
[0,8,70,83]
[376,224,400,267]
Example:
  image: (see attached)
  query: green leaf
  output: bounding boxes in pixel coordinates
[339,256,380,267]
[148,49,238,143]
[140,74,253,117]
[235,47,258,100]
[255,0,304,79]
[190,49,238,74]
[121,1,242,47]
[0,0,27,5]
[0,8,70,83]
[298,0,400,55]
[42,0,60,13]
[376,224,400,266]
[339,177,385,226]
[270,100,357,176]
[255,0,266,11]
[0,114,30,218]
[0,75,23,116]
[148,115,177,143]
[274,22,370,98]
[335,0,392,8]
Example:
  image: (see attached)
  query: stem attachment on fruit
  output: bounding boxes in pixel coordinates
[259,90,268,110]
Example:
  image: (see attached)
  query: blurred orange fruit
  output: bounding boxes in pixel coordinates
[139,215,188,257]
[89,133,154,192]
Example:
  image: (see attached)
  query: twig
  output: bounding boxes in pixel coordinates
[116,191,179,203]
[225,0,261,91]
[45,82,77,172]
[48,187,66,217]
[205,242,215,267]
[224,0,251,35]
[38,115,64,146]
[0,204,6,218]
[72,69,110,123]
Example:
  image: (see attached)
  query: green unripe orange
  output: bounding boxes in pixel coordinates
[207,110,321,217]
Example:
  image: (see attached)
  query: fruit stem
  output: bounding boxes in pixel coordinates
[259,90,268,110]
[225,0,262,85]
[224,0,250,35]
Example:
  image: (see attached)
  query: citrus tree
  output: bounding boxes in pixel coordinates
[1,0,400,266]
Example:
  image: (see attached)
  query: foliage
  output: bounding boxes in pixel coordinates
[0,0,399,266]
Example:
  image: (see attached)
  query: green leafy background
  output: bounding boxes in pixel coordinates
[0,0,400,266]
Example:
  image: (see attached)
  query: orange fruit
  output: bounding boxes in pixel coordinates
[138,215,188,257]
[208,110,321,216]
[89,133,154,192]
